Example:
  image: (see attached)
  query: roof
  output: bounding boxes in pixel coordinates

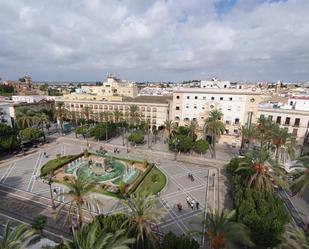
[123,95,172,103]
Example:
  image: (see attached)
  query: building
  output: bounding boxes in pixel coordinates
[0,102,12,126]
[171,87,262,146]
[2,76,37,95]
[79,74,138,98]
[8,100,55,120]
[12,95,47,103]
[200,78,231,89]
[56,96,171,129]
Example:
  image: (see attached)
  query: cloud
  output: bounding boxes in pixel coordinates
[0,0,308,82]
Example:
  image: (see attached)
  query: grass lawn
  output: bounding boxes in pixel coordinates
[135,166,166,194]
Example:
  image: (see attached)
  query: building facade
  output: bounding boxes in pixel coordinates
[12,95,47,103]
[57,96,170,129]
[80,74,138,98]
[171,87,262,146]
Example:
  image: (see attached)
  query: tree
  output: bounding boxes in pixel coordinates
[193,139,209,154]
[169,135,193,153]
[82,106,91,123]
[272,124,296,159]
[21,127,43,142]
[277,225,309,249]
[194,209,254,249]
[0,222,39,249]
[16,109,33,129]
[128,133,144,144]
[33,113,50,141]
[241,125,258,149]
[187,120,199,140]
[122,191,166,249]
[204,109,225,159]
[0,124,19,153]
[64,221,134,249]
[113,110,122,123]
[56,174,100,227]
[290,156,309,196]
[55,102,67,133]
[256,116,275,148]
[236,148,287,192]
[162,232,199,249]
[163,120,175,141]
[129,105,140,127]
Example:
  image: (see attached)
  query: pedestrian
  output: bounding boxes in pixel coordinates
[53,188,58,194]
[191,199,195,209]
[43,152,46,157]
[190,202,194,210]
[186,196,191,206]
[177,203,182,212]
[196,201,199,209]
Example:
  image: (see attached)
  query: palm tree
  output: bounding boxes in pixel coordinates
[236,148,287,192]
[204,109,225,159]
[272,125,296,159]
[113,110,122,123]
[16,109,33,129]
[129,105,140,127]
[33,113,50,141]
[82,106,92,124]
[187,120,199,140]
[195,209,254,249]
[277,225,309,249]
[55,102,67,134]
[68,110,78,126]
[257,116,275,148]
[241,125,258,149]
[163,120,175,141]
[56,174,100,227]
[99,111,111,141]
[64,221,134,249]
[290,156,309,196]
[122,191,167,249]
[0,222,39,249]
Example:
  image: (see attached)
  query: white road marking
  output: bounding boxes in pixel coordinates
[0,163,16,183]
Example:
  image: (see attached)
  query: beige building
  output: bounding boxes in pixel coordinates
[80,74,138,98]
[63,93,123,102]
[57,96,171,129]
[171,87,263,146]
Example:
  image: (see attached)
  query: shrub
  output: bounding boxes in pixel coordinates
[193,139,209,154]
[118,180,126,194]
[75,127,85,135]
[84,149,89,157]
[151,173,159,183]
[128,133,144,143]
[32,215,47,234]
[21,127,43,142]
[142,159,148,169]
[162,231,200,249]
[169,135,193,153]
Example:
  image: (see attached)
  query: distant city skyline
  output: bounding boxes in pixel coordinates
[1,0,309,82]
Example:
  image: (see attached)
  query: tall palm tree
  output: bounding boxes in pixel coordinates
[272,125,296,159]
[56,174,100,227]
[64,221,134,249]
[241,125,258,149]
[122,191,167,249]
[129,105,140,127]
[33,113,50,141]
[204,109,225,159]
[163,120,175,141]
[55,102,67,134]
[236,148,287,192]
[0,222,39,249]
[16,109,33,129]
[82,106,92,124]
[187,120,199,140]
[68,110,78,126]
[257,116,275,149]
[99,111,111,141]
[290,156,309,196]
[195,209,254,249]
[113,110,122,123]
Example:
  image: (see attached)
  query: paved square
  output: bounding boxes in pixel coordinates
[0,138,219,237]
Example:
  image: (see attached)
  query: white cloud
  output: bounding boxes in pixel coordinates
[0,0,308,82]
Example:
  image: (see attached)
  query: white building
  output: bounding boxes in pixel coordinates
[200,78,231,89]
[0,102,12,126]
[171,87,262,146]
[282,96,309,111]
[12,95,46,103]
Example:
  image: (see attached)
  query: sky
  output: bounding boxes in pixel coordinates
[0,0,309,82]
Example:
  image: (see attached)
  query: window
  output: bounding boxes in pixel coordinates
[268,115,273,121]
[260,114,265,119]
[220,97,223,100]
[186,106,189,109]
[234,118,240,125]
[175,106,180,110]
[184,117,190,121]
[80,104,83,108]
[192,118,197,121]
[233,129,238,134]
[225,120,231,125]
[225,129,229,134]
[203,96,206,100]
[228,106,231,111]
[224,85,227,88]
[175,116,180,120]
[290,101,293,106]
[294,118,300,127]
[292,128,298,136]
[276,116,281,124]
[194,106,197,109]
[229,97,233,101]
[201,117,204,119]
[202,107,205,109]
[176,96,180,99]
[211,97,215,100]
[187,96,190,99]
[285,117,290,125]
[195,96,198,99]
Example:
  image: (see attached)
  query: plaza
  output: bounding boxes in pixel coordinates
[0,135,229,238]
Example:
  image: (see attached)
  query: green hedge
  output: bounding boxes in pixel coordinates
[128,163,155,194]
[40,154,82,177]
[128,133,144,143]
